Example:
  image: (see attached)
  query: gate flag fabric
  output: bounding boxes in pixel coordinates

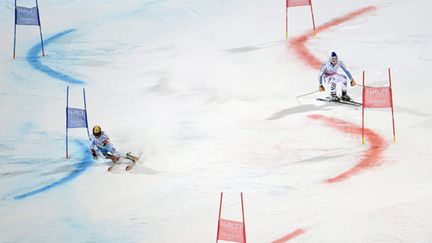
[14,0,45,58]
[363,87,392,108]
[218,219,245,242]
[66,86,90,159]
[287,0,311,7]
[362,68,396,144]
[67,108,87,128]
[216,192,247,243]
[285,0,316,39]
[16,6,40,25]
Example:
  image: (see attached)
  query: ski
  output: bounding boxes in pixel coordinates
[107,162,119,172]
[106,153,121,172]
[124,152,143,171]
[317,98,362,107]
[106,152,143,172]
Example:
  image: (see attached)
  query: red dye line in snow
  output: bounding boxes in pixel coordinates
[290,6,377,70]
[272,229,305,243]
[271,7,380,242]
[308,114,387,183]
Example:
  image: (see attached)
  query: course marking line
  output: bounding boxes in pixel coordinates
[308,114,387,183]
[14,30,91,200]
[272,228,306,243]
[14,140,93,200]
[290,6,377,70]
[273,6,380,241]
[26,29,85,84]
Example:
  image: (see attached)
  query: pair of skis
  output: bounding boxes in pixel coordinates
[317,97,362,107]
[107,152,142,172]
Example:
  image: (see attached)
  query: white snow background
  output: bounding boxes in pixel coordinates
[1,0,432,242]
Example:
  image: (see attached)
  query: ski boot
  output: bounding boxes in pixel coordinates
[105,154,120,162]
[330,93,340,102]
[106,154,121,172]
[125,153,139,171]
[126,152,139,163]
[341,91,352,102]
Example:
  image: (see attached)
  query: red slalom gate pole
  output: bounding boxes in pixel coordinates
[388,68,396,143]
[362,70,366,144]
[285,0,289,39]
[309,0,316,36]
[241,192,246,243]
[216,192,223,243]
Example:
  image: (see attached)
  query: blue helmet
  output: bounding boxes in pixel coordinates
[330,52,338,65]
[330,51,338,60]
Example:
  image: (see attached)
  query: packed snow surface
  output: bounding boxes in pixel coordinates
[1,0,432,242]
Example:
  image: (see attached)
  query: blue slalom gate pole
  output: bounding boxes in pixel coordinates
[83,88,90,139]
[35,0,45,56]
[66,86,69,159]
[13,0,17,59]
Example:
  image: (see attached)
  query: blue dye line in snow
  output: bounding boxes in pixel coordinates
[14,29,93,200]
[26,29,85,84]
[114,0,161,18]
[19,122,35,134]
[14,140,93,200]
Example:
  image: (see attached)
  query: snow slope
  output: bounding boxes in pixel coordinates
[1,0,432,242]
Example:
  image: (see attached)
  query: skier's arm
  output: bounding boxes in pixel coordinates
[101,133,110,146]
[318,64,326,91]
[102,139,109,146]
[340,61,353,81]
[90,139,98,159]
[91,149,98,159]
[90,139,97,151]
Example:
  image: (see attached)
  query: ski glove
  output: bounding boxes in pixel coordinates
[91,149,98,160]
[319,85,325,91]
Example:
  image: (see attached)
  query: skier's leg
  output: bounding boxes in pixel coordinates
[328,77,339,101]
[336,74,348,93]
[111,149,139,163]
[104,144,121,162]
[125,152,139,163]
[104,143,139,164]
[99,147,111,159]
[335,74,352,101]
[105,146,138,163]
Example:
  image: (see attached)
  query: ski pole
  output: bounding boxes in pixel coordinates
[295,90,319,105]
[296,90,319,99]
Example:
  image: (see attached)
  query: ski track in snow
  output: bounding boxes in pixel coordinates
[5,3,398,242]
[16,4,386,241]
[12,30,92,200]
